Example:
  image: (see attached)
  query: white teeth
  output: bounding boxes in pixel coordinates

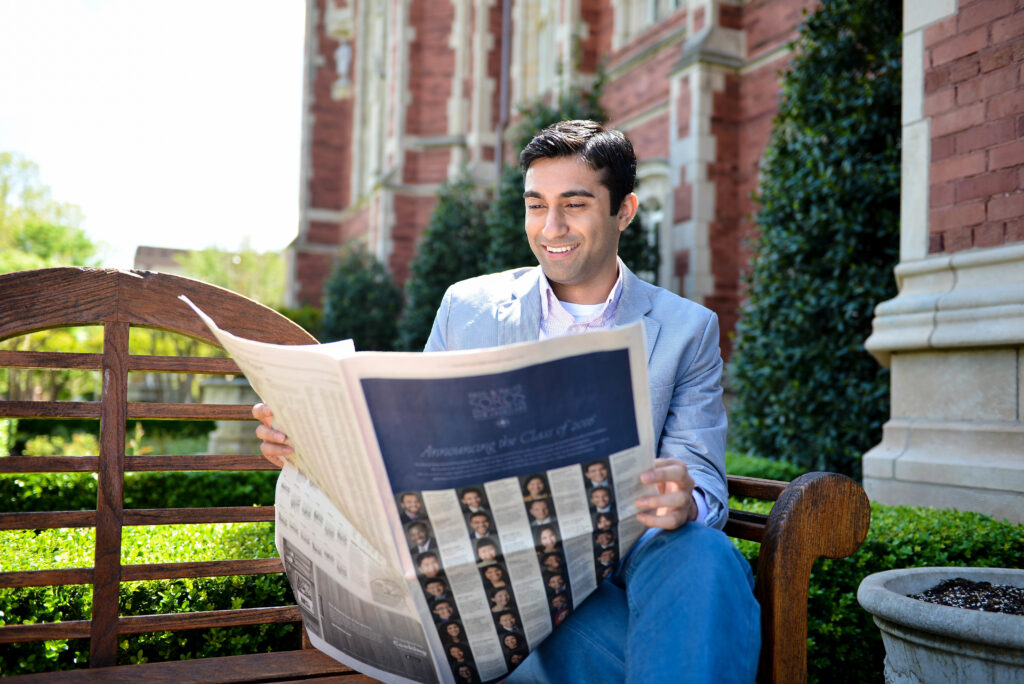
[547,245,574,253]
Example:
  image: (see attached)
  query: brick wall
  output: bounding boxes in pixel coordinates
[706,72,743,358]
[405,0,455,139]
[294,251,335,306]
[579,0,613,74]
[391,194,438,286]
[744,0,816,60]
[488,0,505,132]
[604,43,680,123]
[309,0,354,212]
[926,0,1024,252]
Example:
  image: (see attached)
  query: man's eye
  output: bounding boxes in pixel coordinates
[526,203,544,210]
[566,202,585,209]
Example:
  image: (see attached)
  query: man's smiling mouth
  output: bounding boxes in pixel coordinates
[546,244,577,254]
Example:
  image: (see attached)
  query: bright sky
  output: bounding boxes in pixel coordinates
[0,0,306,268]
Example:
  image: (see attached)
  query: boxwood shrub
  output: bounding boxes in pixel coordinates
[728,455,1024,683]
[1,470,277,513]
[1,521,295,674]
[6,455,1021,679]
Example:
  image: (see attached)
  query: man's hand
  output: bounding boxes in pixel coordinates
[635,458,698,530]
[253,403,293,468]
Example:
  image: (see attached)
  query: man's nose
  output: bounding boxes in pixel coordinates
[542,207,568,239]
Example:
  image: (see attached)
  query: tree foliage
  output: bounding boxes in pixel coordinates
[0,152,105,414]
[175,241,286,309]
[321,246,403,351]
[728,0,902,477]
[0,152,94,273]
[395,178,489,351]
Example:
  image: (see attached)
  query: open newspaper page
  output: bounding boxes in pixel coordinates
[339,325,657,683]
[184,298,657,684]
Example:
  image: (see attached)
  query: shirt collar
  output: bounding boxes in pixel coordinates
[538,257,625,322]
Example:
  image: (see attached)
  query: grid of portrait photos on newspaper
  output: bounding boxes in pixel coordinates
[394,459,620,683]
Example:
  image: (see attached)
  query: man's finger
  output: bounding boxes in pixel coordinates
[259,442,291,469]
[635,490,692,513]
[640,460,689,485]
[252,402,272,423]
[255,422,289,445]
[636,508,690,530]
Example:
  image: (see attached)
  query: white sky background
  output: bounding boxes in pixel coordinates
[0,0,306,268]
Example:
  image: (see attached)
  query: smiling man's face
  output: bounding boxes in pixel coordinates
[524,156,636,304]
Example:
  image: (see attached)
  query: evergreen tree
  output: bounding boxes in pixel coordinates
[728,0,902,477]
[321,246,403,351]
[395,178,489,350]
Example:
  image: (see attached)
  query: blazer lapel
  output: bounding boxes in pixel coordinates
[497,267,543,346]
[614,264,659,365]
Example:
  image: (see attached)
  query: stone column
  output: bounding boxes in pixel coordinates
[862,1,1024,523]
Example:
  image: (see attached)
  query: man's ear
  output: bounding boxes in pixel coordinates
[617,193,639,231]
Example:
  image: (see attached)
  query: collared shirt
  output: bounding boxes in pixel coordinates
[537,259,625,340]
[535,258,709,526]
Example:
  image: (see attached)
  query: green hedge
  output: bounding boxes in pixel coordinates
[1,522,295,673]
[1,471,277,512]
[6,456,1022,679]
[728,455,1024,683]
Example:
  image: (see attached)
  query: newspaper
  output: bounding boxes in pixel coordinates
[183,297,657,684]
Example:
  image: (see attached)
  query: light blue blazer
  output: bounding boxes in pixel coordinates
[424,264,729,529]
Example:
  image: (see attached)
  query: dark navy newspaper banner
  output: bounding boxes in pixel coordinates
[361,349,638,493]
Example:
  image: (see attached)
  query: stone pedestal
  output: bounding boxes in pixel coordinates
[864,244,1024,524]
[200,377,260,455]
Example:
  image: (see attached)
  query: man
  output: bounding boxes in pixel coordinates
[255,120,759,682]
[495,610,522,638]
[475,538,500,565]
[527,499,554,526]
[459,487,488,515]
[583,460,611,489]
[467,511,494,540]
[416,551,443,581]
[588,486,613,514]
[423,578,452,604]
[433,599,458,624]
[396,492,425,524]
[406,521,436,554]
[546,573,568,596]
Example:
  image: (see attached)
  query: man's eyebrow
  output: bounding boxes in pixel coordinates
[523,189,596,199]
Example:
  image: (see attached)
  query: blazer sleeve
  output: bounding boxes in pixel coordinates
[423,287,454,352]
[659,312,729,530]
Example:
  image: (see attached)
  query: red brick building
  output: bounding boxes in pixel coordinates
[289,0,817,359]
[291,0,1024,519]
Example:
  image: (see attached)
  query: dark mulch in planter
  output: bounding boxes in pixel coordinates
[909,578,1024,616]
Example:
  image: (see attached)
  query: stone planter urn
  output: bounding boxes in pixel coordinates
[857,567,1024,683]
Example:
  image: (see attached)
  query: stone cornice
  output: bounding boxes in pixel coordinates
[865,243,1024,365]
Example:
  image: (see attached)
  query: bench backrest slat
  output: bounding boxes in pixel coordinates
[0,267,316,669]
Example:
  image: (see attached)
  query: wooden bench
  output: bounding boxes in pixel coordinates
[0,267,870,683]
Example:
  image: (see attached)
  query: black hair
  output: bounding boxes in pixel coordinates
[520,119,637,215]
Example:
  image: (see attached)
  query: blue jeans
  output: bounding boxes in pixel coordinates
[505,523,760,684]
